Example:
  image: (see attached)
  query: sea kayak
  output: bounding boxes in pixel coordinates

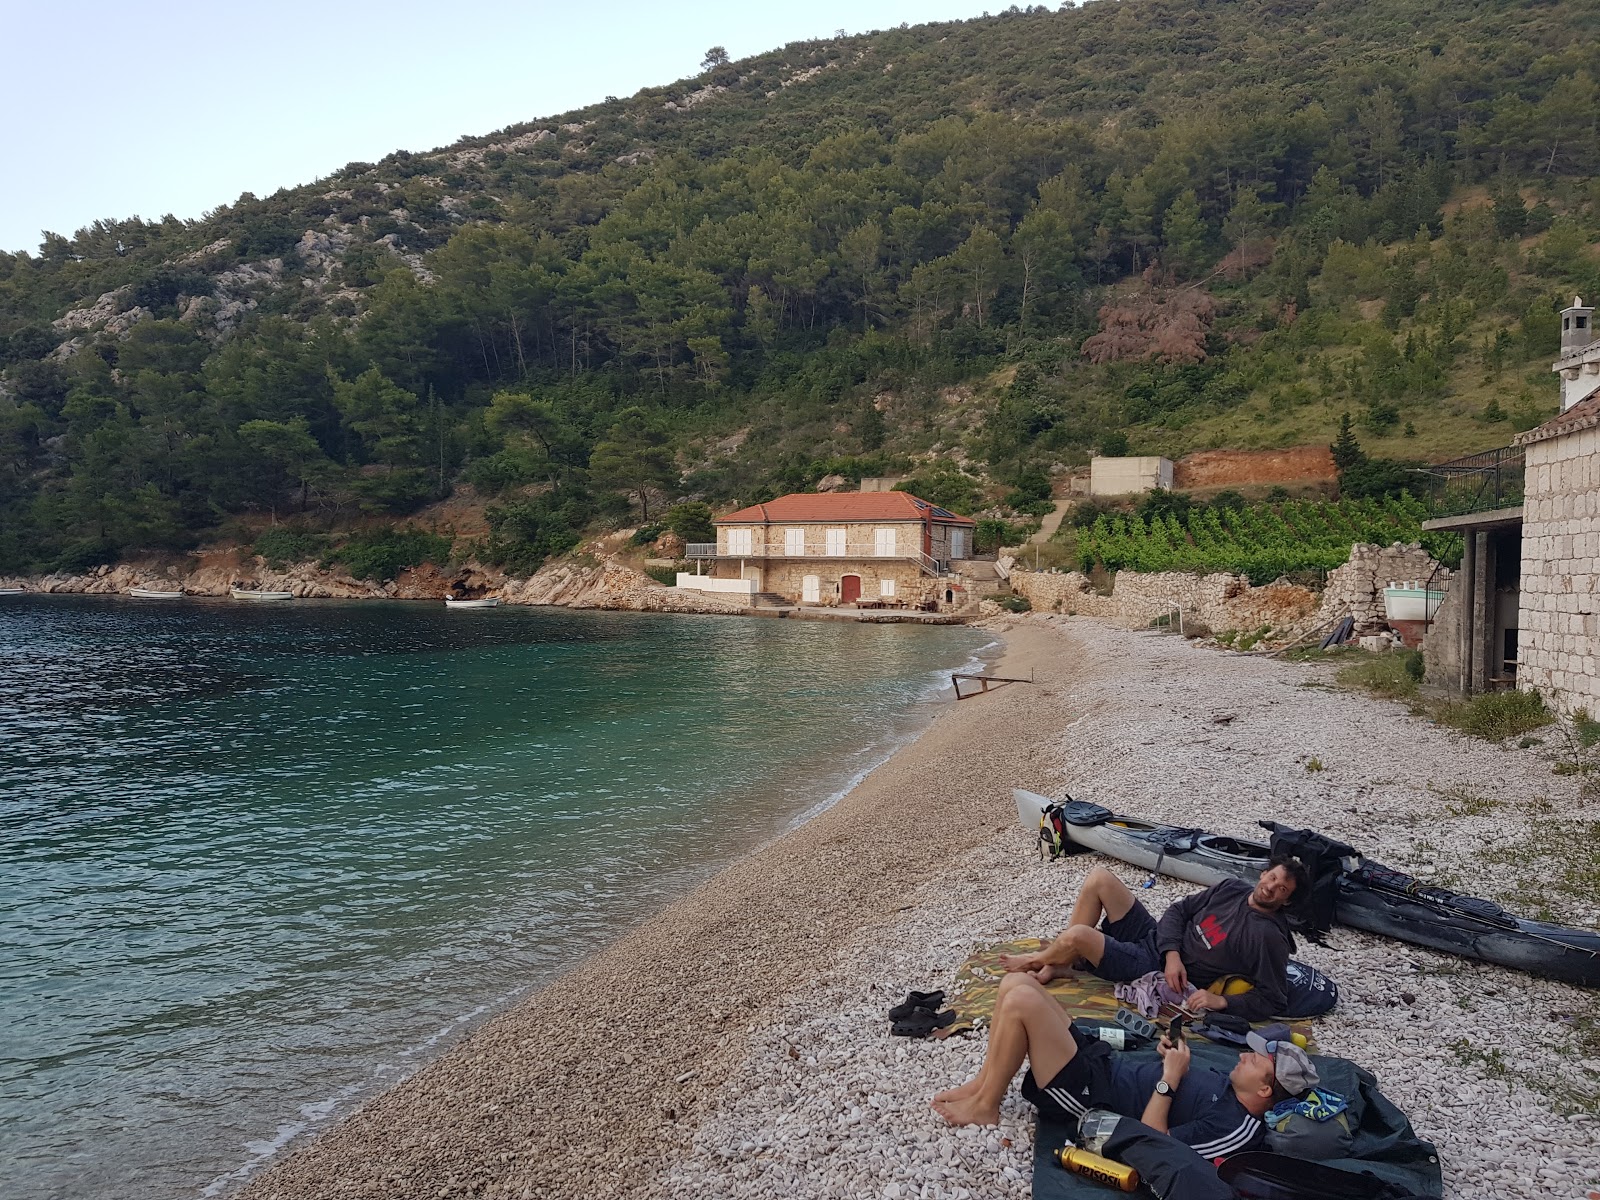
[1014,789,1600,989]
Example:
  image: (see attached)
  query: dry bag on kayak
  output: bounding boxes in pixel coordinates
[1261,823,1360,940]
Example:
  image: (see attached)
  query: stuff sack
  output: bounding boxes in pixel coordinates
[1038,804,1070,859]
[1282,959,1339,1017]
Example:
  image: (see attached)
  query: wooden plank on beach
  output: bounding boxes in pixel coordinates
[951,671,1035,700]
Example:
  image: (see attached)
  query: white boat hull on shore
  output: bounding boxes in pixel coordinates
[231,588,294,601]
[444,597,500,608]
[128,588,184,600]
[0,587,24,595]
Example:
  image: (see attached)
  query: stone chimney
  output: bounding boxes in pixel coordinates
[1560,296,1595,354]
[1554,297,1600,412]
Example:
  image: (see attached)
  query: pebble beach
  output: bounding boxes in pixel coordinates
[240,615,1600,1200]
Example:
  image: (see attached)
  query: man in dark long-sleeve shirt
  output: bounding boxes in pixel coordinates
[1000,859,1307,1022]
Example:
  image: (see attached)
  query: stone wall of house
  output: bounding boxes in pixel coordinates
[1517,430,1600,715]
[1011,542,1445,639]
[758,558,932,605]
[715,520,970,561]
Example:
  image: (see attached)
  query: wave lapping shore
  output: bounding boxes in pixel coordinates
[240,616,1600,1200]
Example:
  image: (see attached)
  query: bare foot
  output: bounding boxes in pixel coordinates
[998,953,1043,974]
[933,1095,1002,1127]
[1030,962,1067,984]
[933,1077,982,1104]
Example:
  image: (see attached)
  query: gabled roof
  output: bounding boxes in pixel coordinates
[1515,392,1600,447]
[715,491,976,526]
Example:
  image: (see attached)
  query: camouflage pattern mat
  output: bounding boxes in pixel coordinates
[941,939,1317,1050]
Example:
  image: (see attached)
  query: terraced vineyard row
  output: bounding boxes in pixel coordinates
[1074,496,1460,584]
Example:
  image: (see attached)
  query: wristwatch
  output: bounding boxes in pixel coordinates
[1153,1080,1173,1097]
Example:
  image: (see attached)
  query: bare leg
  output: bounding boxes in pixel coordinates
[1001,866,1135,979]
[933,974,1080,1126]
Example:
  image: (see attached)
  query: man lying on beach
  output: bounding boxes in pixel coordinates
[933,972,1318,1163]
[999,860,1308,1022]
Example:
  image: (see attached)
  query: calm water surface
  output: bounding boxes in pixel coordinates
[0,596,989,1199]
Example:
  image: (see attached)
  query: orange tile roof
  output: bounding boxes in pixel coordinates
[1515,391,1600,446]
[715,491,976,526]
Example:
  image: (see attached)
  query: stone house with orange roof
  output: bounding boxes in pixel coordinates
[676,491,978,608]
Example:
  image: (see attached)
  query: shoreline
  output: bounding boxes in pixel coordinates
[236,617,1055,1200]
[238,613,1600,1200]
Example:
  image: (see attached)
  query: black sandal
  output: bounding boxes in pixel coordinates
[890,1009,957,1038]
[888,989,946,1020]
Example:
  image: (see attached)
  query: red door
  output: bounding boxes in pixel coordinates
[840,574,862,604]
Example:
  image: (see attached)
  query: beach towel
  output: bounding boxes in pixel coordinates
[1031,1041,1442,1200]
[944,940,1318,1047]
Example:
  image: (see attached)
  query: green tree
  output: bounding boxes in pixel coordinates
[1161,190,1207,279]
[588,408,676,520]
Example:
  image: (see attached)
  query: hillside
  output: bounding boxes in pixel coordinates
[3,0,1599,575]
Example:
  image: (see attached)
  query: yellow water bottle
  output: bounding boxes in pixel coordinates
[1055,1147,1141,1191]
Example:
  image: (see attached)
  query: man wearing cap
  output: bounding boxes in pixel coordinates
[933,972,1319,1163]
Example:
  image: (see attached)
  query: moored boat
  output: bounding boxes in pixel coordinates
[444,596,500,609]
[0,587,24,595]
[230,587,294,601]
[1014,789,1600,988]
[128,588,185,600]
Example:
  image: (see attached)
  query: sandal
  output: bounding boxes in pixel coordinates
[891,1009,957,1038]
[888,989,946,1021]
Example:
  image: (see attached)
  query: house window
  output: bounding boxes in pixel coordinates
[950,529,965,559]
[825,528,846,556]
[874,527,897,557]
[880,578,896,598]
[785,527,805,556]
[1581,315,1590,330]
[727,528,752,556]
[802,575,820,603]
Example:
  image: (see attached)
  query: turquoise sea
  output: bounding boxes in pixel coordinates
[0,596,989,1200]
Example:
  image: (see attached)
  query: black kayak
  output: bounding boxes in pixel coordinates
[1016,790,1600,989]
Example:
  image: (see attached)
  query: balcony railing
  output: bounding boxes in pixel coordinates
[1412,446,1525,518]
[684,540,955,576]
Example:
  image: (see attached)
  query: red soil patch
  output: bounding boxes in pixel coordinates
[1174,445,1337,489]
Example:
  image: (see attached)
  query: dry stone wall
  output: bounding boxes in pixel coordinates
[1011,542,1446,640]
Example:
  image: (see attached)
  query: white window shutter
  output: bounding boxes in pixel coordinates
[785,527,805,556]
[875,528,896,557]
[880,578,896,598]
[802,575,820,602]
[950,529,964,559]
[825,528,846,556]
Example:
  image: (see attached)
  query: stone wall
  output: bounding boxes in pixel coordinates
[710,557,934,605]
[1011,541,1446,641]
[1517,429,1600,715]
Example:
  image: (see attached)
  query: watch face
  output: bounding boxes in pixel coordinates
[1155,1080,1172,1095]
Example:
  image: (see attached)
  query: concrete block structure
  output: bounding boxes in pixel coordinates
[1088,456,1173,496]
[678,491,978,608]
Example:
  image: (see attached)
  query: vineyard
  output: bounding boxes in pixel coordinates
[1074,496,1462,584]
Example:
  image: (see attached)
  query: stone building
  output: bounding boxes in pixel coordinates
[1088,455,1174,496]
[676,491,977,607]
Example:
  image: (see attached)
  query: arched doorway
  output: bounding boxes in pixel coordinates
[840,574,862,604]
[945,588,955,604]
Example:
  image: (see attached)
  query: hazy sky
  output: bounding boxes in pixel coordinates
[0,1,1001,255]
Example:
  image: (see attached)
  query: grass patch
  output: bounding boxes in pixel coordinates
[1431,784,1499,818]
[642,564,678,586]
[253,527,330,570]
[1433,689,1552,741]
[1305,757,1325,773]
[1334,649,1423,700]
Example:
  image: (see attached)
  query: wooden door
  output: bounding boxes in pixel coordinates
[840,574,862,604]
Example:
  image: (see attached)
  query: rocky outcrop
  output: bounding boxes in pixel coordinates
[0,552,750,616]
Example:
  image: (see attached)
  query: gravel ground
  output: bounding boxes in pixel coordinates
[664,615,1600,1200]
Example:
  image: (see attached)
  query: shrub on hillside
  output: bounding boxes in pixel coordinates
[254,527,330,569]
[329,528,453,582]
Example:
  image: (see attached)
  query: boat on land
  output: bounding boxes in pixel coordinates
[231,587,294,602]
[128,588,185,600]
[1015,789,1600,989]
[444,596,501,609]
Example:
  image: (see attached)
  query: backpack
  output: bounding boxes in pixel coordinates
[1219,1152,1425,1200]
[1038,803,1070,859]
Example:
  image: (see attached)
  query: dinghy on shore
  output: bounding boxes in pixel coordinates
[444,596,500,608]
[231,587,294,601]
[1015,789,1600,988]
[128,588,184,599]
[0,587,24,595]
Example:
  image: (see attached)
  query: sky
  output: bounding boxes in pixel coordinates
[0,0,1001,255]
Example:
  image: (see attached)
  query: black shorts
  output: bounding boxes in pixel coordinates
[1020,1027,1116,1123]
[1092,898,1162,982]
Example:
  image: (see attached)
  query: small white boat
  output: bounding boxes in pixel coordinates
[0,587,24,595]
[444,596,501,609]
[128,588,184,600]
[231,587,294,601]
[1383,583,1445,623]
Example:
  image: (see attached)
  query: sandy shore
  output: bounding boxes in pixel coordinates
[240,615,1600,1200]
